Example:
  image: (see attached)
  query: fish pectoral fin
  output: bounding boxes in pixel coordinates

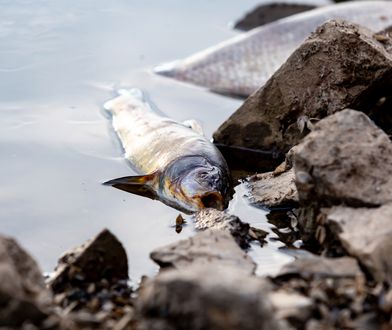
[103,173,158,200]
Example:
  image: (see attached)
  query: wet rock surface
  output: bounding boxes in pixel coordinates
[213,20,392,159]
[0,235,49,327]
[150,229,256,275]
[193,208,267,248]
[136,265,284,330]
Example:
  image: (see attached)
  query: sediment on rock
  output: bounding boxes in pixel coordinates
[248,167,298,209]
[193,208,267,248]
[213,20,392,162]
[150,229,256,275]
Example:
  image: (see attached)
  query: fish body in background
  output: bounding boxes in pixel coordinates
[155,1,392,97]
[103,89,232,214]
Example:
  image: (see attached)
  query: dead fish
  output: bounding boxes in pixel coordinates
[103,89,233,214]
[155,1,392,97]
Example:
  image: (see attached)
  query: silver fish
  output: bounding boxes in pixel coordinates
[155,1,392,97]
[103,89,232,214]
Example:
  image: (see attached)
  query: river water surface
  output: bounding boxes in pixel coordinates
[0,0,294,281]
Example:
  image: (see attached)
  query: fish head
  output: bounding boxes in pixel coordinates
[162,156,232,213]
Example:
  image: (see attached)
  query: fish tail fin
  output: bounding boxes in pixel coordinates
[103,88,145,115]
[103,173,158,200]
[153,60,181,78]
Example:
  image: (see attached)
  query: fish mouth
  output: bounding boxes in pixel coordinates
[199,191,224,210]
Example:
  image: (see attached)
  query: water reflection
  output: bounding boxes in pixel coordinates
[0,0,292,280]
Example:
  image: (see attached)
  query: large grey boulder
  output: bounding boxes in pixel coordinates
[136,265,285,330]
[150,230,256,276]
[214,20,392,160]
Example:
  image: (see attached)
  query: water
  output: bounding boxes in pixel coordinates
[0,0,293,281]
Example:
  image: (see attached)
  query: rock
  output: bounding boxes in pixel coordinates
[136,265,285,330]
[49,229,128,293]
[248,167,298,208]
[294,109,392,208]
[213,20,392,160]
[271,255,369,329]
[48,230,134,330]
[234,3,316,31]
[277,255,363,280]
[193,208,267,248]
[324,205,392,284]
[0,235,49,326]
[150,230,256,275]
[269,290,313,323]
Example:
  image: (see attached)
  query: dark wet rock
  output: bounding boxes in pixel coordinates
[277,255,363,280]
[150,230,256,275]
[49,229,128,293]
[215,143,285,178]
[234,3,316,31]
[294,109,392,207]
[0,235,49,327]
[248,167,298,208]
[323,205,392,285]
[193,208,267,248]
[136,265,285,330]
[214,20,392,160]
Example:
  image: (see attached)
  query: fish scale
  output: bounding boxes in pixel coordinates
[155,1,392,97]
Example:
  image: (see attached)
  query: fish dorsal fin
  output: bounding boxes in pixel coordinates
[103,173,158,200]
[182,119,204,136]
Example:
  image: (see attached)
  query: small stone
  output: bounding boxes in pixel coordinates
[49,229,128,293]
[194,208,263,248]
[150,230,256,275]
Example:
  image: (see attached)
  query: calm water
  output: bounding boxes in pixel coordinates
[0,0,293,280]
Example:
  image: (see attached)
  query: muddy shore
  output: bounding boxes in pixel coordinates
[2,16,392,330]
